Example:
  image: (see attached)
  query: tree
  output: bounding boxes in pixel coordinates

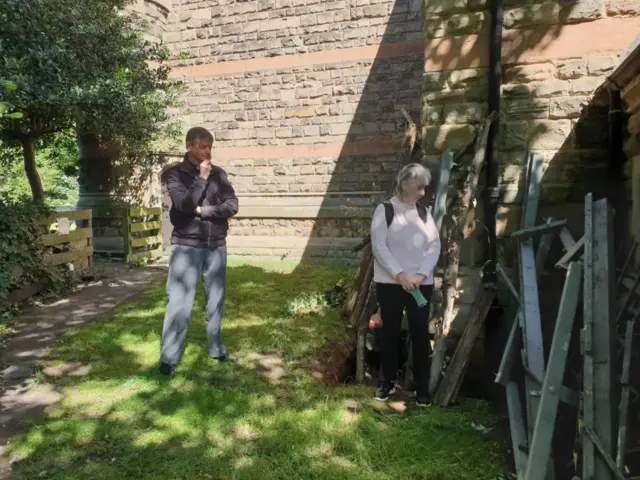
[0,0,181,203]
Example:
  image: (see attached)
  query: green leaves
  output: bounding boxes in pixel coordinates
[0,0,181,169]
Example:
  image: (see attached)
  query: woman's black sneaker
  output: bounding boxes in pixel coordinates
[416,394,431,407]
[374,382,397,401]
[159,362,175,376]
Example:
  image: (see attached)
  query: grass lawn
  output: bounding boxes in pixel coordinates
[7,260,503,480]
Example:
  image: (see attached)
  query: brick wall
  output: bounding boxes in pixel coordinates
[164,0,425,263]
[422,0,640,256]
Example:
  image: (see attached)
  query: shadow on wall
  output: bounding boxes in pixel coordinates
[293,0,598,269]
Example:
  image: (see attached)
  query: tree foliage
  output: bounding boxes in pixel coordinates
[0,0,182,202]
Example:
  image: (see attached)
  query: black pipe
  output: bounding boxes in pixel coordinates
[608,88,627,251]
[483,0,503,285]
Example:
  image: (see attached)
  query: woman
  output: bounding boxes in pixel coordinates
[370,163,441,407]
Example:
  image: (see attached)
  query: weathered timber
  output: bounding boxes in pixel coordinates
[433,288,496,406]
[524,261,582,480]
[510,219,568,241]
[535,218,557,277]
[356,277,376,384]
[555,235,585,270]
[616,241,638,290]
[507,380,529,479]
[617,311,639,471]
[432,150,453,232]
[583,193,596,480]
[429,112,497,395]
[518,153,546,442]
[585,428,626,480]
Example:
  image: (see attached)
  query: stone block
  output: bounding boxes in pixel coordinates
[503,3,560,29]
[448,68,488,90]
[423,0,466,15]
[423,72,448,91]
[505,98,549,120]
[502,79,570,98]
[606,0,640,16]
[425,12,486,38]
[423,85,487,105]
[560,0,605,22]
[443,102,486,124]
[555,59,587,80]
[499,120,572,150]
[467,0,487,10]
[421,105,443,125]
[571,76,607,94]
[550,96,588,119]
[423,124,476,151]
[504,63,555,83]
[587,55,618,76]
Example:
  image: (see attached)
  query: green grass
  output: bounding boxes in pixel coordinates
[7,260,503,480]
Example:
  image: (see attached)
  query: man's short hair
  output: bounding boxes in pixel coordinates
[186,127,214,145]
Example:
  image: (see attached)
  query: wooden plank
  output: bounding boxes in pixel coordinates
[558,227,576,251]
[127,245,163,263]
[41,228,93,247]
[591,197,616,480]
[519,153,546,447]
[131,234,163,248]
[497,263,520,301]
[616,241,638,290]
[583,192,596,480]
[39,209,92,224]
[46,247,94,266]
[433,289,496,406]
[555,235,585,269]
[535,218,557,277]
[129,221,161,233]
[495,311,521,386]
[525,261,582,480]
[510,219,567,240]
[585,428,626,480]
[129,207,162,217]
[506,380,529,480]
[433,149,453,232]
[616,312,638,471]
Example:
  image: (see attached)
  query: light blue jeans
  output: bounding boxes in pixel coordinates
[160,244,227,366]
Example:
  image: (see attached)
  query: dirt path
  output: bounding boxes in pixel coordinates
[0,265,166,479]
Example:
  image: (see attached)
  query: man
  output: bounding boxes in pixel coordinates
[159,126,239,376]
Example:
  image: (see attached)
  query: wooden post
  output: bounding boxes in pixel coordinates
[524,261,582,480]
[122,208,132,263]
[616,311,638,472]
[507,380,529,479]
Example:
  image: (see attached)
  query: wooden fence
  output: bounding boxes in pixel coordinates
[123,207,163,263]
[4,209,93,306]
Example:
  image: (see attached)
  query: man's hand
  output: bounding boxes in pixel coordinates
[195,206,201,216]
[395,272,415,290]
[409,273,426,289]
[199,160,212,180]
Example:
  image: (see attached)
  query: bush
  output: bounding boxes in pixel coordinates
[0,202,73,308]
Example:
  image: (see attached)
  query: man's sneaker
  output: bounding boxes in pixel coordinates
[159,362,175,376]
[212,354,236,363]
[374,383,397,401]
[416,394,431,407]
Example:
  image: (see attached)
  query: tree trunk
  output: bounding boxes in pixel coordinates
[428,112,497,395]
[22,137,44,203]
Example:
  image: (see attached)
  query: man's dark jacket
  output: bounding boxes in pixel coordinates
[162,156,239,248]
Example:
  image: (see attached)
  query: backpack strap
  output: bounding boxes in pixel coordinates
[382,201,394,228]
[416,203,427,224]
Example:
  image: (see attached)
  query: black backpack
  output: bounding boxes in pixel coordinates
[382,201,428,228]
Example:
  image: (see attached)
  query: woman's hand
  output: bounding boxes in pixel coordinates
[409,273,426,289]
[395,272,415,290]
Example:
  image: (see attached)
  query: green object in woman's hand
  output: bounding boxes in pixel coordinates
[407,288,427,307]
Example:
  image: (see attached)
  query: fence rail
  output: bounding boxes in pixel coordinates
[123,207,163,263]
[3,208,93,306]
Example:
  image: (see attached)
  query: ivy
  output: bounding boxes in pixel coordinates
[0,201,73,308]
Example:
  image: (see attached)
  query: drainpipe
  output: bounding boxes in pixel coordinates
[608,87,627,249]
[483,0,503,285]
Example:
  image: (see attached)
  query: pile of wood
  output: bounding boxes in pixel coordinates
[493,152,640,479]
[343,110,500,400]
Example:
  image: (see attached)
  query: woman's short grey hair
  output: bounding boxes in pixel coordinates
[396,163,431,194]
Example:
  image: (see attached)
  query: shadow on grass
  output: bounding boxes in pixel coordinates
[6,262,502,480]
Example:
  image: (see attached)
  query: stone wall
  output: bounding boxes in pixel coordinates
[164,0,425,263]
[422,0,640,257]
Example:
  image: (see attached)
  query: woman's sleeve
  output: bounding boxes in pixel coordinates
[370,204,404,279]
[417,210,441,278]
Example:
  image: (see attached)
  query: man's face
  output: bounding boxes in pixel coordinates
[187,137,213,164]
